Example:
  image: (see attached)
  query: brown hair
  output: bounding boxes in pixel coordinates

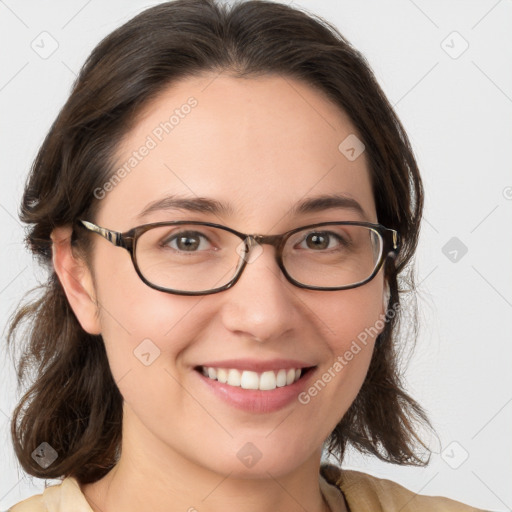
[7,0,435,485]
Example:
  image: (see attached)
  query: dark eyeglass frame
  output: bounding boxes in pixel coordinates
[76,219,400,296]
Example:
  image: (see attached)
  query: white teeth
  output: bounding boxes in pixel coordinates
[227,369,241,387]
[259,371,276,391]
[217,368,228,384]
[276,369,287,387]
[240,371,259,390]
[200,366,305,390]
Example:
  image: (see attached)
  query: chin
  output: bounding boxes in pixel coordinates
[191,438,317,480]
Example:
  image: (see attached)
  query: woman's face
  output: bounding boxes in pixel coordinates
[83,73,386,477]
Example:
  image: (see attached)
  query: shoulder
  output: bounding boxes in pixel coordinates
[7,477,92,512]
[320,463,486,512]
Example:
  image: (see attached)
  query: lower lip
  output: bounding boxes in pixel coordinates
[194,367,317,414]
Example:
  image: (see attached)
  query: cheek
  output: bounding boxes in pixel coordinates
[321,276,385,356]
[90,245,204,383]
[298,280,385,422]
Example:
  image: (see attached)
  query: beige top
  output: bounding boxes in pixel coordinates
[7,463,485,512]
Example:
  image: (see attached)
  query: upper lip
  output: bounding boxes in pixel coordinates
[196,358,316,373]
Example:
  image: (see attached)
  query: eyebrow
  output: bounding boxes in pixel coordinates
[137,193,369,221]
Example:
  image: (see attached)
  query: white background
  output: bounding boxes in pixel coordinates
[1,1,511,510]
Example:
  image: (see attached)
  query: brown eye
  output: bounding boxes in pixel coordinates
[160,230,212,252]
[300,231,348,251]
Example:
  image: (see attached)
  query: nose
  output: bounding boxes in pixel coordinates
[218,242,301,342]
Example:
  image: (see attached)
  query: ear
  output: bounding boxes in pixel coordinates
[51,226,102,335]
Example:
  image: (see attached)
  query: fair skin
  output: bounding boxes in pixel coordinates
[52,73,388,512]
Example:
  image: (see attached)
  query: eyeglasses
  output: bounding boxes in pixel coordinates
[77,219,400,296]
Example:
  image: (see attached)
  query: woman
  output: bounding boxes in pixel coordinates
[5,0,485,510]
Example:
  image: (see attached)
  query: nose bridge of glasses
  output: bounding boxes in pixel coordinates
[251,233,282,248]
[232,233,288,289]
[233,233,284,274]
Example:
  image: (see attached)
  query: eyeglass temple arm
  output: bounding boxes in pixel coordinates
[79,220,125,247]
[385,229,400,260]
[391,230,399,251]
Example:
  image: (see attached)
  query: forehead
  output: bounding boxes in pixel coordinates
[98,73,376,230]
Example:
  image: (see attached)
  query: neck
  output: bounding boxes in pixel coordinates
[80,406,340,512]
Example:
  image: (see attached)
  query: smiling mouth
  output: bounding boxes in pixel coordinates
[194,365,316,391]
